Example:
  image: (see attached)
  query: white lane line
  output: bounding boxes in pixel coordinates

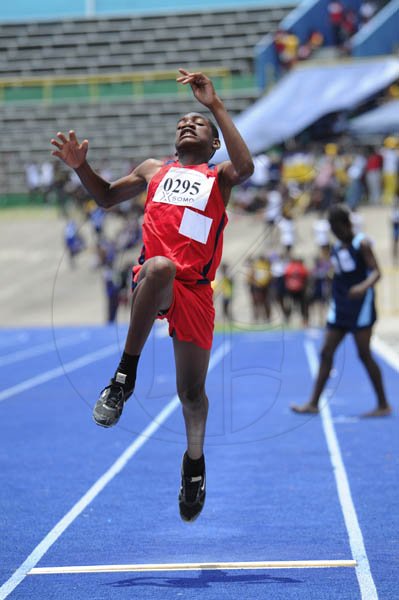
[0,341,230,599]
[371,336,399,372]
[304,340,378,600]
[29,559,357,575]
[0,332,90,368]
[0,344,119,403]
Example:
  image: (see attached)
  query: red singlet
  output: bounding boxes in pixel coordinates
[134,160,228,349]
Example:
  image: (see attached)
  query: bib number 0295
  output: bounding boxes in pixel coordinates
[153,166,215,210]
[163,177,200,196]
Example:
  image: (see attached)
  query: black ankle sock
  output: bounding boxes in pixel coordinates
[113,351,140,392]
[183,452,205,477]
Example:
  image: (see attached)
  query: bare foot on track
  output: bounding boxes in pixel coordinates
[290,403,319,414]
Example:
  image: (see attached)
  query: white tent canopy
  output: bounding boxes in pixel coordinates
[348,100,399,134]
[214,57,399,161]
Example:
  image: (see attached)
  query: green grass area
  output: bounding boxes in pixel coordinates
[213,321,301,333]
[0,193,41,208]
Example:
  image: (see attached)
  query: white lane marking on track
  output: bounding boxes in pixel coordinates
[29,559,357,574]
[372,336,399,372]
[0,343,120,403]
[0,341,230,599]
[304,340,378,600]
[0,331,90,367]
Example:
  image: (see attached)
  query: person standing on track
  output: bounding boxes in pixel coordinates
[291,204,391,418]
[51,68,254,522]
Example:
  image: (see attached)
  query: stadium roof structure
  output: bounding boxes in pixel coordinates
[348,99,399,135]
[214,56,399,159]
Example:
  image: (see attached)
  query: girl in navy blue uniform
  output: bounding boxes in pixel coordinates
[291,204,391,417]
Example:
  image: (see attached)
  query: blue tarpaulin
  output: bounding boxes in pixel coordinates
[214,56,399,160]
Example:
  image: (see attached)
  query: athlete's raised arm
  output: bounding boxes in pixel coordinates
[176,69,254,198]
[51,130,160,209]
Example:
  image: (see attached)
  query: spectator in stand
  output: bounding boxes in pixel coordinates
[64,220,86,268]
[278,214,295,257]
[103,265,121,324]
[340,8,358,53]
[270,252,289,321]
[94,237,117,271]
[313,214,331,257]
[89,204,106,239]
[312,145,337,212]
[244,257,258,322]
[359,0,377,26]
[248,255,273,322]
[328,0,345,47]
[118,262,133,310]
[365,146,383,205]
[297,30,324,61]
[263,182,283,247]
[284,257,309,327]
[309,254,333,327]
[345,149,367,210]
[115,215,142,252]
[249,154,270,189]
[268,150,283,186]
[217,263,234,322]
[25,162,42,203]
[274,29,299,72]
[391,200,399,264]
[380,136,399,205]
[51,161,70,217]
[40,161,54,204]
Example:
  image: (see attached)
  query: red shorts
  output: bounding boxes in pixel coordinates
[132,266,215,350]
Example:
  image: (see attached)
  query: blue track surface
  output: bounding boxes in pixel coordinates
[0,325,397,599]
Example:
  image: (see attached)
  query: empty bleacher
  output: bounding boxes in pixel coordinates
[0,5,294,195]
[0,7,291,77]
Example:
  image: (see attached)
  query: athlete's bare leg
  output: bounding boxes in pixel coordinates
[291,328,346,413]
[92,256,176,428]
[173,338,210,460]
[353,327,392,417]
[124,256,176,355]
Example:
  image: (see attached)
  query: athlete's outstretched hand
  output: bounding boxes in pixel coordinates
[176,68,218,108]
[51,130,88,169]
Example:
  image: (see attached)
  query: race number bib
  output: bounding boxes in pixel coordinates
[153,167,215,211]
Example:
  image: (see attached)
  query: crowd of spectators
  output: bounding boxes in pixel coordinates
[25,158,144,324]
[274,0,388,72]
[231,136,399,216]
[24,134,399,326]
[216,134,399,327]
[214,249,333,329]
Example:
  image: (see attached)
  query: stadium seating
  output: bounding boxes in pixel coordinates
[0,7,292,77]
[0,5,294,196]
